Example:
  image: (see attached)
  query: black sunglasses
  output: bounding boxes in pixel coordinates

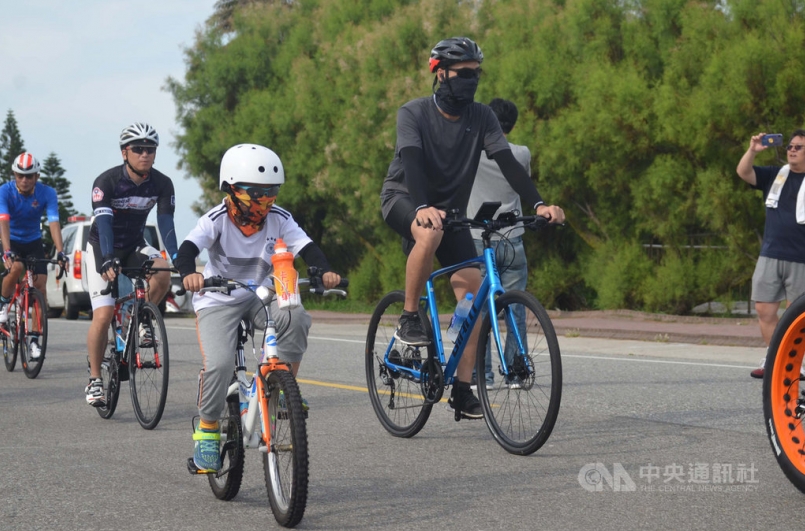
[129,145,157,155]
[235,184,280,200]
[449,67,483,79]
[787,144,805,152]
[15,173,36,180]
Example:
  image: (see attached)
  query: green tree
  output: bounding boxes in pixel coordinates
[0,110,26,183]
[168,0,805,313]
[39,152,79,249]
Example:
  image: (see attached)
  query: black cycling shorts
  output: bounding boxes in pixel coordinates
[381,191,478,269]
[89,240,154,273]
[9,239,47,275]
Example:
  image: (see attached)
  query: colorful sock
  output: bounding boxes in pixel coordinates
[199,419,219,431]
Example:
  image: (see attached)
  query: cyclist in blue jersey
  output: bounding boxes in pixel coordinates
[84,123,179,407]
[0,153,67,343]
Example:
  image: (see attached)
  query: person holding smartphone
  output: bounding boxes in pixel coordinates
[737,129,805,378]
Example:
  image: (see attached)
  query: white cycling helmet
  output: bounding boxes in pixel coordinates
[219,144,285,190]
[11,152,40,175]
[119,122,159,148]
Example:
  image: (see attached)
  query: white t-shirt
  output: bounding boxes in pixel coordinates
[185,200,312,312]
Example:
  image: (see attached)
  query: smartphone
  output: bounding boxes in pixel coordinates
[761,134,783,147]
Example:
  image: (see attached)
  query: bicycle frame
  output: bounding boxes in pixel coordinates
[229,317,287,451]
[0,270,33,339]
[382,240,524,387]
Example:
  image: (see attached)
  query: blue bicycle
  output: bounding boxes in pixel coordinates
[365,206,562,455]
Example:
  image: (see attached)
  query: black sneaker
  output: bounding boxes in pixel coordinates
[447,382,483,420]
[393,314,430,346]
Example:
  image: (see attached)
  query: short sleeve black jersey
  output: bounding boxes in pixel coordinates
[382,96,510,211]
[88,164,176,251]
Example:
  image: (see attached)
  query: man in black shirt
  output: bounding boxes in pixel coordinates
[380,37,564,418]
[84,122,179,407]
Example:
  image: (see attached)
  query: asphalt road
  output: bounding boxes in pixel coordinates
[1,316,803,531]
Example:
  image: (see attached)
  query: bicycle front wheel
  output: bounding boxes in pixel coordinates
[476,290,562,455]
[20,289,48,379]
[263,370,308,528]
[130,302,169,430]
[209,398,245,500]
[97,322,121,419]
[365,291,433,438]
[2,303,18,372]
[763,295,805,493]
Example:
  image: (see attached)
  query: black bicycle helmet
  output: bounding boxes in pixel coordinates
[429,37,483,73]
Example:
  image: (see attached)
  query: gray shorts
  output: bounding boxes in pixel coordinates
[751,256,805,303]
[195,296,311,421]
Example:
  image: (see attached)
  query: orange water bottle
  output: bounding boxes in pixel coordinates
[271,238,300,309]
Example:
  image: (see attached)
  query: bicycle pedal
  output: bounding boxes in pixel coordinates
[186,457,217,475]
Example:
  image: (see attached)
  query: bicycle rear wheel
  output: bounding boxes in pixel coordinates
[209,398,245,500]
[476,290,562,455]
[130,302,169,430]
[20,289,48,379]
[263,369,308,528]
[365,290,433,438]
[2,303,18,372]
[97,322,121,419]
[763,295,805,493]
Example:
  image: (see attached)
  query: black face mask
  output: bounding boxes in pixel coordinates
[434,75,479,116]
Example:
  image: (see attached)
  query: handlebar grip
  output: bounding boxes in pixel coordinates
[174,285,187,296]
[338,278,349,288]
[203,277,225,288]
[56,264,66,280]
[100,283,113,296]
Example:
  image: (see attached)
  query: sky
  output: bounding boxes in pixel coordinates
[0,0,217,245]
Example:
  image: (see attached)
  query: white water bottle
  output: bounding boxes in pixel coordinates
[446,293,473,342]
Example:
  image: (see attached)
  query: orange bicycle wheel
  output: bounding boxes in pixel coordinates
[764,295,805,493]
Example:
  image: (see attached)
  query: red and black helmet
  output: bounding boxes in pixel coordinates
[428,37,483,73]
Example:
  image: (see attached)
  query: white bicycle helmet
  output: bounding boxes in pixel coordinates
[11,152,40,175]
[119,122,159,148]
[219,144,285,190]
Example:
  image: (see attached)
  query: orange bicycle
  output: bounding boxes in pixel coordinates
[1,255,64,378]
[187,269,347,528]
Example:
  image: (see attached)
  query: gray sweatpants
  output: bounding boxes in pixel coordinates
[196,296,312,421]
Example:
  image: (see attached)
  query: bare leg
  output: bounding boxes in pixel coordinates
[403,224,443,312]
[87,306,114,379]
[146,258,172,305]
[756,301,782,346]
[451,267,482,382]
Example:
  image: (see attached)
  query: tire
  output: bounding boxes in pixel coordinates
[20,289,48,379]
[47,307,62,319]
[763,295,805,493]
[97,322,121,419]
[130,302,169,430]
[476,290,562,455]
[209,399,245,500]
[64,289,79,320]
[365,291,433,438]
[263,370,308,528]
[2,303,19,372]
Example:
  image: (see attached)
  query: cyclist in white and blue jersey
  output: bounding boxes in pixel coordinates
[0,152,67,337]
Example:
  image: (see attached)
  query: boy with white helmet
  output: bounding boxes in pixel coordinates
[175,143,342,472]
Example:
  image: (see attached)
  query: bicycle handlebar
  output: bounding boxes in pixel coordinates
[199,267,349,298]
[0,256,66,280]
[443,209,553,233]
[100,259,181,296]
